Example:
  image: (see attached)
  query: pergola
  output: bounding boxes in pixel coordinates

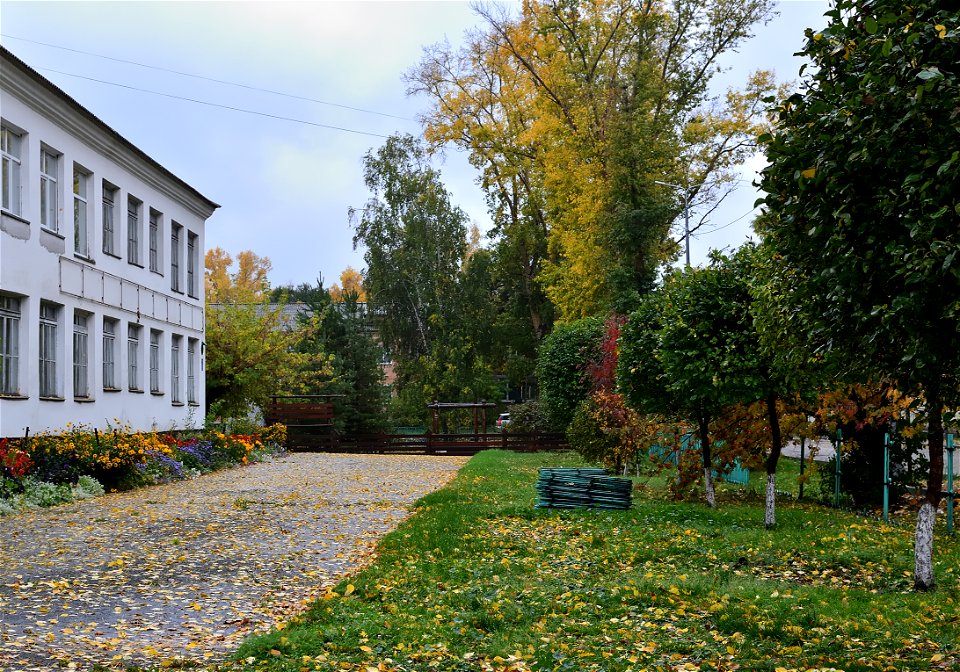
[426,401,499,434]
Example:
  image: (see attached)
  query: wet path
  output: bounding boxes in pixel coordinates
[0,453,466,671]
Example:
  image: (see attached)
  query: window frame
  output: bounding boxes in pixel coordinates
[73,164,91,258]
[127,323,141,392]
[149,329,162,394]
[103,317,118,390]
[170,334,182,404]
[40,149,60,233]
[187,231,199,298]
[149,208,162,273]
[1,125,23,216]
[127,195,141,266]
[72,311,91,399]
[170,222,183,292]
[39,302,60,398]
[187,338,198,405]
[102,182,119,256]
[0,295,21,396]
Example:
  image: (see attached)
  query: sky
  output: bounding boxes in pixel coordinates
[1,0,831,289]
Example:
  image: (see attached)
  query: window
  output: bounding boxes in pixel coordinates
[103,318,117,389]
[149,209,161,273]
[128,324,141,391]
[187,338,198,404]
[73,312,90,398]
[170,223,182,292]
[171,335,182,403]
[149,329,161,393]
[102,182,118,256]
[0,296,20,395]
[1,125,22,216]
[40,149,59,232]
[39,302,59,397]
[127,195,141,265]
[73,165,90,257]
[187,232,199,298]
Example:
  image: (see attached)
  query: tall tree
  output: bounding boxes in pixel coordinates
[758,1,960,589]
[409,0,777,319]
[294,280,386,435]
[351,134,468,361]
[352,134,498,420]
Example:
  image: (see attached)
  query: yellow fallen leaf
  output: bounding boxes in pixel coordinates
[345,583,356,596]
[801,167,816,179]
[360,645,373,653]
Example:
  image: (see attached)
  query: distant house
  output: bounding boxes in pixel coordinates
[0,47,218,437]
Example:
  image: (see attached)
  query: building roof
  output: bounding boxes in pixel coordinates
[0,45,219,215]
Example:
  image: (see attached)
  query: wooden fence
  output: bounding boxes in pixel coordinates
[292,431,567,455]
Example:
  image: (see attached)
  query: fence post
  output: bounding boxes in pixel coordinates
[799,436,806,500]
[883,432,891,523]
[947,433,955,536]
[834,429,842,508]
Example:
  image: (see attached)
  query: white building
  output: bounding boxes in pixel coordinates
[0,47,218,437]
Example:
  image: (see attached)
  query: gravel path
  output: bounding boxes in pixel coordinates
[0,452,467,671]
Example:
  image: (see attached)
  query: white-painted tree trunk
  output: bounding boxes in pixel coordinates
[704,467,716,508]
[914,501,936,591]
[765,474,777,529]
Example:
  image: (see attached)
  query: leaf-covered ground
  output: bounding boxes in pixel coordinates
[232,451,960,672]
[0,453,466,671]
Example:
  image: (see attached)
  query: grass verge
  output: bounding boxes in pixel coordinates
[223,450,959,672]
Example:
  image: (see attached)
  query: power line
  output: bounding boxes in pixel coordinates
[2,33,416,123]
[691,207,759,239]
[38,67,392,139]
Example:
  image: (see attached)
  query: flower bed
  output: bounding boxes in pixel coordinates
[0,422,287,515]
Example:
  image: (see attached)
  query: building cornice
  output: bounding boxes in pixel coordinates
[1,46,219,220]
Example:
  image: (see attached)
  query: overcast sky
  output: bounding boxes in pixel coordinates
[1,0,830,289]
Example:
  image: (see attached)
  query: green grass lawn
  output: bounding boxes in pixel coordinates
[225,450,959,672]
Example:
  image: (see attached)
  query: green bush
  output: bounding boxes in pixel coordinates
[536,316,605,430]
[506,400,556,433]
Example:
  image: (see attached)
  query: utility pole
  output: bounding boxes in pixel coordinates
[654,180,691,267]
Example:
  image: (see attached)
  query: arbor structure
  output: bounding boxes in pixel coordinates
[758,1,960,589]
[409,0,776,319]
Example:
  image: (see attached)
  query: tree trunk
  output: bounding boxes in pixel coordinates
[699,414,716,508]
[914,385,944,591]
[765,474,777,529]
[765,393,783,529]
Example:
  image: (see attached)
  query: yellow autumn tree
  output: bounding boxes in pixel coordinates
[409,0,778,320]
[328,266,367,303]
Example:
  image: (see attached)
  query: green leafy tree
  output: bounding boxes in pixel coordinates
[536,316,605,430]
[618,248,801,516]
[352,134,499,422]
[758,1,960,589]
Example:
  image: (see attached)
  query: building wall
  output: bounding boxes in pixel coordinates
[1,49,217,437]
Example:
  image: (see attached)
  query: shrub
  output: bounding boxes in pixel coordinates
[536,316,605,430]
[22,479,74,508]
[505,401,555,433]
[73,475,105,499]
[566,391,645,473]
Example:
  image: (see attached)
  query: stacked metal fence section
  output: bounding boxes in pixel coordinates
[535,468,633,510]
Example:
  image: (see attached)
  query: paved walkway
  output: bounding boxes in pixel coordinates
[0,453,467,671]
